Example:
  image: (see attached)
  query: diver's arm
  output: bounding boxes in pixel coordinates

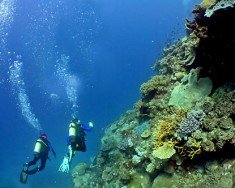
[80,122,93,131]
[51,146,57,158]
[48,142,56,158]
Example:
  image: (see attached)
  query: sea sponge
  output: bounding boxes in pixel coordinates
[169,69,212,109]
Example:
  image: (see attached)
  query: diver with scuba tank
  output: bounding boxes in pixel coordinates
[58,117,93,173]
[20,133,56,183]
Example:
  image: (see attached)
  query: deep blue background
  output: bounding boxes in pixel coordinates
[0,0,200,187]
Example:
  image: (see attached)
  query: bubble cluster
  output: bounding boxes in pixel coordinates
[9,58,42,131]
[0,0,15,58]
[55,54,79,114]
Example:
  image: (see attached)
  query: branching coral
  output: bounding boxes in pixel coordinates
[175,137,202,159]
[186,137,202,159]
[152,108,187,153]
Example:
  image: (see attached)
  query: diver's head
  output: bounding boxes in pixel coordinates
[40,133,48,140]
[72,117,80,124]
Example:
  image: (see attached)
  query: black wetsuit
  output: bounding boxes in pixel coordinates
[68,125,86,156]
[26,138,50,175]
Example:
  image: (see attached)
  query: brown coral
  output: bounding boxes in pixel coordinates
[140,75,171,101]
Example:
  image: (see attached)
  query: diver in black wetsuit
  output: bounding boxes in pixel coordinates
[23,133,56,175]
[67,118,87,155]
[58,117,93,173]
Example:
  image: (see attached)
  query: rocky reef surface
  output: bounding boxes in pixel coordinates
[72,0,235,187]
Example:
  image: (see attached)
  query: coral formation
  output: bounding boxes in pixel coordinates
[168,69,212,109]
[205,0,235,17]
[178,109,205,138]
[72,0,235,187]
[187,0,235,87]
[152,144,176,160]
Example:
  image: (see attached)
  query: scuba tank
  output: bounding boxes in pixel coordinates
[34,137,49,153]
[69,123,77,137]
[34,140,42,153]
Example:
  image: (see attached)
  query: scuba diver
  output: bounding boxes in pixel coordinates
[20,133,56,184]
[59,117,93,173]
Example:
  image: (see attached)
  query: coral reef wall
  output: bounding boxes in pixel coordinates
[72,1,235,187]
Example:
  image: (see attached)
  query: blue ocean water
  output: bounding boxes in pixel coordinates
[0,0,200,187]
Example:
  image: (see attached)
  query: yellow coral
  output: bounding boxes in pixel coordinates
[187,137,202,159]
[154,118,175,148]
[153,108,187,151]
[175,137,202,159]
[152,107,202,160]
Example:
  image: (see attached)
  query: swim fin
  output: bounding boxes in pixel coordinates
[20,164,28,184]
